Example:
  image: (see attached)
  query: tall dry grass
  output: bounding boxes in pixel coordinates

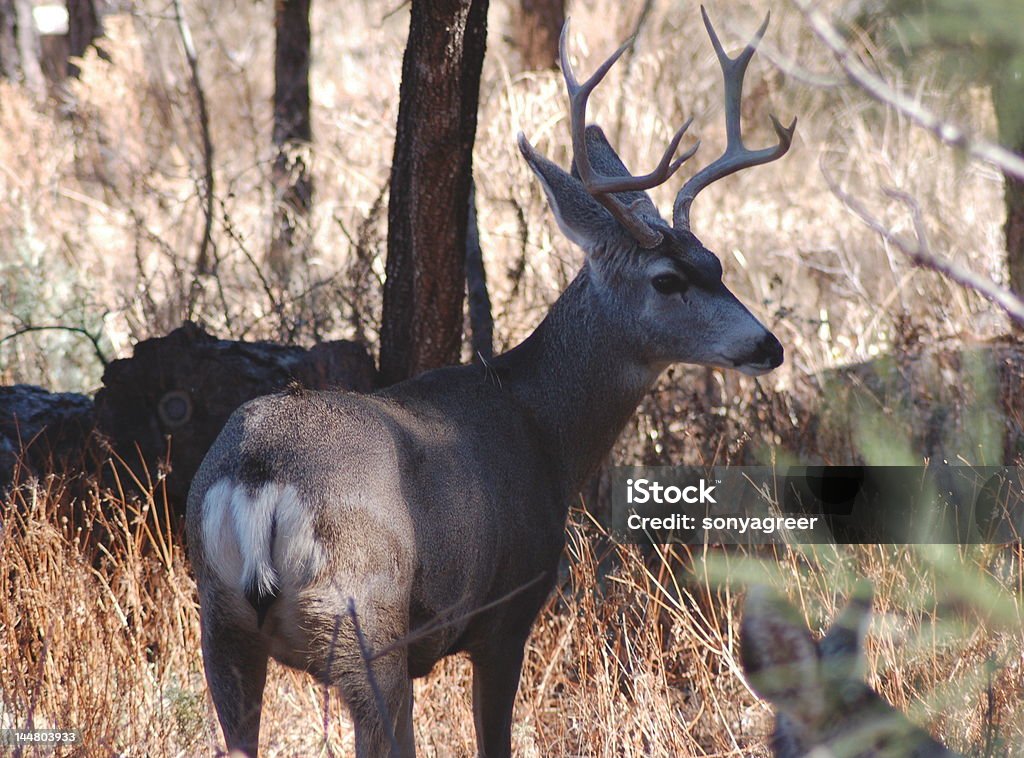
[1,475,1021,756]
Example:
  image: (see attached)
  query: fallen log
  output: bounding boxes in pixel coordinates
[1,322,376,518]
[0,384,97,488]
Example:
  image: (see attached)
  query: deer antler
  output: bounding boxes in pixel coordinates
[559,20,698,248]
[672,7,797,231]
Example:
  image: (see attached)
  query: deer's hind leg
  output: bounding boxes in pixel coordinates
[345,658,414,758]
[305,595,416,758]
[200,606,270,758]
[470,629,531,758]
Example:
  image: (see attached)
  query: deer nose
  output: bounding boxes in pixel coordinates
[752,332,784,368]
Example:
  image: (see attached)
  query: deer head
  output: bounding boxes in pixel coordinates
[518,7,795,376]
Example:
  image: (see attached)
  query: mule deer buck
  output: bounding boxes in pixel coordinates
[187,8,794,757]
[741,585,963,757]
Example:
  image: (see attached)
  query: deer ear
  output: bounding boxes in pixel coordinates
[819,582,872,687]
[740,586,826,721]
[572,125,661,222]
[518,132,629,255]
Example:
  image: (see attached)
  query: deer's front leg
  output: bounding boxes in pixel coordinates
[471,641,526,758]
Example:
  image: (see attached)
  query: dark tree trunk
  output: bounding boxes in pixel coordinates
[994,62,1024,314]
[379,0,489,385]
[269,0,313,284]
[511,0,564,71]
[0,0,43,97]
[66,0,101,77]
[1005,169,1024,303]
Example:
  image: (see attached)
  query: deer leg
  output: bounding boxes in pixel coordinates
[471,641,526,758]
[343,655,414,758]
[200,611,269,758]
[395,686,415,757]
[317,601,415,758]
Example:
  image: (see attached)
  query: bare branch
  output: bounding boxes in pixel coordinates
[613,0,657,136]
[173,0,216,286]
[791,0,1024,182]
[821,161,1024,326]
[0,323,110,367]
[740,26,844,89]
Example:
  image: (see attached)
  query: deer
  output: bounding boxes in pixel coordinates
[186,8,794,757]
[740,585,964,757]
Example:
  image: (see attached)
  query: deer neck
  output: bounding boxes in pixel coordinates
[496,265,660,497]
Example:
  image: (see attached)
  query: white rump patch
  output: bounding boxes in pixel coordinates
[201,479,325,598]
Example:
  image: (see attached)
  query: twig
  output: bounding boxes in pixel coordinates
[0,324,110,367]
[821,161,1024,326]
[379,0,410,25]
[21,620,55,758]
[740,27,844,89]
[322,614,341,757]
[173,0,216,284]
[792,0,1024,181]
[627,0,656,53]
[216,195,281,326]
[345,601,399,755]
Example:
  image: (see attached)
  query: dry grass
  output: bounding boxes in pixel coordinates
[1,474,1021,756]
[1,0,1023,755]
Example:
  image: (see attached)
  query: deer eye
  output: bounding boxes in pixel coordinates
[652,273,689,295]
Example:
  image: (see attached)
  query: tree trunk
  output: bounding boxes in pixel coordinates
[1005,166,1024,309]
[66,0,101,77]
[993,57,1024,317]
[269,0,313,284]
[0,0,44,98]
[378,0,489,386]
[511,0,564,71]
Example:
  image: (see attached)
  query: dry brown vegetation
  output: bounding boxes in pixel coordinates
[2,472,1022,756]
[1,0,1023,755]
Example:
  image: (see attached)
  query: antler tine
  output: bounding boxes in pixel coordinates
[559,19,698,248]
[672,6,797,231]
